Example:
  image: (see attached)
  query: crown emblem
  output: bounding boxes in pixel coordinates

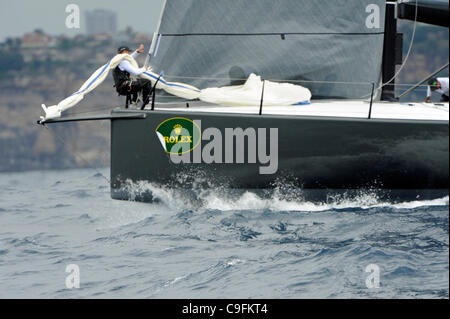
[173,124,183,135]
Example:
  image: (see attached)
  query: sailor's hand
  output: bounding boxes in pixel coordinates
[137,44,145,53]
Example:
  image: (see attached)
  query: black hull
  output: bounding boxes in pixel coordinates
[110,109,449,203]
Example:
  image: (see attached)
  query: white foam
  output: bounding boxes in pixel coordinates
[382,196,449,209]
[121,179,449,212]
[226,259,245,266]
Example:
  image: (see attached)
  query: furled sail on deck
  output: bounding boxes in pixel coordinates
[150,0,387,99]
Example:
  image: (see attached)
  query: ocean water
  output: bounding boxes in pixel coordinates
[0,168,448,299]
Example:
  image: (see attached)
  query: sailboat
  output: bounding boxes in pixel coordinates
[40,0,449,203]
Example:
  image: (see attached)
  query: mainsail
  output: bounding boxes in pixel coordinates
[150,0,387,99]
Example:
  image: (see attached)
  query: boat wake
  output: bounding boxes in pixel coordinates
[120,177,449,213]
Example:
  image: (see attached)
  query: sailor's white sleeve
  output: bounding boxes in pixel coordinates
[118,60,146,76]
[438,77,449,95]
[131,50,140,59]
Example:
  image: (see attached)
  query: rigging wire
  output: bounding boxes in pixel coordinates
[163,74,435,88]
[385,0,419,87]
[163,74,374,86]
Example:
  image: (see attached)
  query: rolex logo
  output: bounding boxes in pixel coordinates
[155,118,201,155]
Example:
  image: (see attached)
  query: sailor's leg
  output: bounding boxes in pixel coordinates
[128,80,143,103]
[440,94,449,102]
[136,79,152,101]
[137,79,153,108]
[127,79,152,108]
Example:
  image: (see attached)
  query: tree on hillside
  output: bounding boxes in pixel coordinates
[0,53,24,73]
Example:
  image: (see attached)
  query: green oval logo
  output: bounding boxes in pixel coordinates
[155,117,201,155]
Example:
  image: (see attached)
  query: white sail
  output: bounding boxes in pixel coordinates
[200,74,311,106]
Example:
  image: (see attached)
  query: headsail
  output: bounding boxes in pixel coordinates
[150,0,387,99]
[40,54,201,122]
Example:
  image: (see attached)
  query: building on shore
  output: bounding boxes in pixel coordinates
[85,9,118,35]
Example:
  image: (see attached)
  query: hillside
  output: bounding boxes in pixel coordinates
[0,30,149,172]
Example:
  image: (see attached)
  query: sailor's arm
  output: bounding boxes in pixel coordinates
[130,50,139,58]
[119,60,148,76]
[131,44,145,58]
[426,85,432,102]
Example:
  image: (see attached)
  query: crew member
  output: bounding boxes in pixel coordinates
[426,77,449,103]
[113,44,152,108]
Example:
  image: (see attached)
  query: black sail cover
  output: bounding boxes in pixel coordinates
[150,0,387,99]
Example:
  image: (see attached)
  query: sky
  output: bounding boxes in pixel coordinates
[0,0,164,41]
